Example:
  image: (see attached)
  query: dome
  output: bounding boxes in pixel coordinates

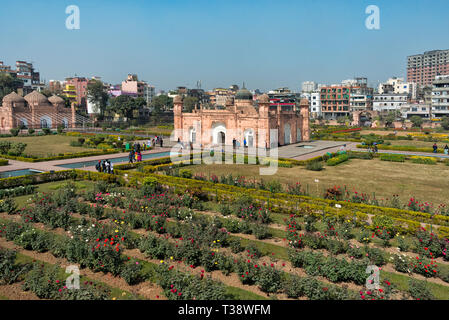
[48,95,65,104]
[235,87,253,100]
[2,92,25,104]
[24,91,48,104]
[173,95,183,104]
[258,94,270,103]
[299,98,309,106]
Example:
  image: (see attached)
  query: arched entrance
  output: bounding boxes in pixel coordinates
[40,116,52,128]
[296,125,302,142]
[212,122,226,145]
[189,126,196,143]
[352,110,379,127]
[284,123,291,145]
[244,129,254,147]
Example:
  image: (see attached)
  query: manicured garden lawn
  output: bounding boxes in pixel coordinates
[0,135,93,157]
[385,140,449,149]
[186,159,449,206]
[13,180,95,207]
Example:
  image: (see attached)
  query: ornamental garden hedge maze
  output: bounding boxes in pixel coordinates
[0,163,449,300]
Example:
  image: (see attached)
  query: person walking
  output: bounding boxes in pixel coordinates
[137,152,142,162]
[101,160,106,173]
[105,160,110,174]
[95,160,102,172]
[433,143,438,153]
[110,162,114,174]
[444,144,449,155]
[160,137,163,148]
[129,150,134,163]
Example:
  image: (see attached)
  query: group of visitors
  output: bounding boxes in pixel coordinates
[368,142,378,154]
[95,159,114,174]
[434,143,449,154]
[147,136,164,148]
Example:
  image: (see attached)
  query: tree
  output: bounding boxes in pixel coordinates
[108,95,142,120]
[384,111,398,128]
[150,95,173,113]
[87,79,108,117]
[183,96,198,113]
[0,73,23,103]
[441,116,449,130]
[410,115,423,128]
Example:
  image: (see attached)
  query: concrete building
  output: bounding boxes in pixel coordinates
[301,81,317,93]
[373,93,408,113]
[309,91,322,118]
[267,87,298,110]
[431,75,449,118]
[378,77,417,100]
[407,50,449,86]
[0,91,75,130]
[121,74,147,98]
[65,77,89,109]
[173,87,310,148]
[400,103,431,119]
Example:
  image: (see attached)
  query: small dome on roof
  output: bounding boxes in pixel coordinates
[299,98,309,106]
[24,91,48,104]
[258,94,270,103]
[235,87,253,100]
[48,95,65,104]
[2,92,25,104]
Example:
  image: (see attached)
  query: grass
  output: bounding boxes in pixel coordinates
[0,135,93,157]
[12,180,95,208]
[381,270,449,300]
[186,158,449,206]
[14,252,141,300]
[225,286,268,300]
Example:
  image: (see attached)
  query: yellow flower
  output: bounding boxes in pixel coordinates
[170,256,173,260]
[112,297,117,300]
[121,221,124,224]
[217,240,220,242]
[115,229,119,233]
[213,241,216,244]
[122,292,126,296]
[160,260,164,264]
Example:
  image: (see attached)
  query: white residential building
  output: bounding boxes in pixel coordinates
[301,81,317,93]
[310,91,322,118]
[431,75,449,118]
[378,77,417,100]
[373,93,408,113]
[400,103,431,119]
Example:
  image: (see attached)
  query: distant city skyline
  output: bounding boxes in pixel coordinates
[1,0,449,92]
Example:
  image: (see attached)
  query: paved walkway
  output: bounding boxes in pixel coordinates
[0,147,172,174]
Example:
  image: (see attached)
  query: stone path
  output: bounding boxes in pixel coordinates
[0,147,172,174]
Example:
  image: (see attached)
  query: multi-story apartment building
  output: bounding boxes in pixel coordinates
[378,77,417,100]
[407,50,449,86]
[63,84,77,103]
[310,91,322,118]
[373,93,409,114]
[321,78,372,119]
[48,80,64,94]
[65,77,89,108]
[320,85,351,119]
[121,74,147,97]
[301,81,317,93]
[400,103,432,119]
[268,87,298,111]
[431,75,449,118]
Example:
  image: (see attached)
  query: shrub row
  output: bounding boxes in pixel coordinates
[380,154,406,162]
[326,154,349,166]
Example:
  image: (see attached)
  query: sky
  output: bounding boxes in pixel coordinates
[1,0,448,92]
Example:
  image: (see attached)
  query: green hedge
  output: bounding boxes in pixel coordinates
[326,154,349,166]
[0,149,118,162]
[357,144,444,154]
[0,159,8,166]
[410,156,437,165]
[380,154,406,162]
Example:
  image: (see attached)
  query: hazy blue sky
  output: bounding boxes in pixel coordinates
[1,0,448,92]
